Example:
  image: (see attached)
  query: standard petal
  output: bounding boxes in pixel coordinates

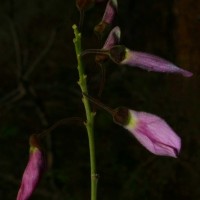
[121,50,193,77]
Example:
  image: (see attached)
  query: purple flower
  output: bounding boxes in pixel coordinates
[120,109,181,157]
[82,94,181,157]
[121,49,193,77]
[101,0,118,25]
[108,45,193,77]
[94,0,118,35]
[95,26,121,63]
[17,135,45,200]
[103,26,121,49]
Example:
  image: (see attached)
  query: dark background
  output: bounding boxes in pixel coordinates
[0,0,199,199]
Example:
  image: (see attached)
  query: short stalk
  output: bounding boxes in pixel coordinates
[72,24,98,200]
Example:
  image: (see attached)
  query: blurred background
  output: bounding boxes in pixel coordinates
[0,0,199,199]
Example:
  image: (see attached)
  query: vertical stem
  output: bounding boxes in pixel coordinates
[72,24,98,200]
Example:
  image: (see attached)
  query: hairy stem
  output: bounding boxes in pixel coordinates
[72,24,98,200]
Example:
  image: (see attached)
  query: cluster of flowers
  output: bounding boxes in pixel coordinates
[81,0,192,158]
[16,0,192,199]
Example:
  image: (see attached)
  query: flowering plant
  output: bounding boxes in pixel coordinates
[16,0,192,199]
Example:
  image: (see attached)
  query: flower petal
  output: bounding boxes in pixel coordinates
[121,50,193,77]
[102,0,118,24]
[124,110,181,157]
[94,0,118,36]
[103,26,121,49]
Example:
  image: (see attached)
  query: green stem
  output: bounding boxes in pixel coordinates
[72,24,98,200]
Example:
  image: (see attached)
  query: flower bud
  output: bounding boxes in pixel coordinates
[103,26,121,49]
[94,0,118,36]
[95,26,121,63]
[16,134,46,200]
[102,0,118,24]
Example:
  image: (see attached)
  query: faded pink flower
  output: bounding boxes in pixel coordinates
[114,108,181,157]
[96,26,121,63]
[82,40,192,77]
[94,0,118,36]
[81,93,181,157]
[103,26,121,49]
[109,45,193,77]
[121,50,193,77]
[102,0,118,24]
[16,135,45,200]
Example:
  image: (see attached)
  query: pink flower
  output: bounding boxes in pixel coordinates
[82,41,192,77]
[121,50,193,77]
[113,107,181,157]
[124,109,181,157]
[81,93,181,157]
[103,26,121,49]
[109,46,193,77]
[17,135,45,200]
[95,26,121,63]
[94,0,118,36]
[101,0,118,25]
